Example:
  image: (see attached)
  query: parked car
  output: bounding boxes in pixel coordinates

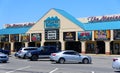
[112,58,120,70]
[0,49,10,55]
[49,50,92,64]
[0,52,9,63]
[14,47,38,59]
[26,46,60,61]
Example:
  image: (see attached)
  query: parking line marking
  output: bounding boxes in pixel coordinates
[5,66,31,73]
[49,68,58,73]
[91,71,95,73]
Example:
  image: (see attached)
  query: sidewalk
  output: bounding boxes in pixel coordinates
[84,54,120,57]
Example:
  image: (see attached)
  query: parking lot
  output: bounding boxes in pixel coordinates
[0,54,119,73]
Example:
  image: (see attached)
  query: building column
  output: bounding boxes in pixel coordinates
[19,34,21,42]
[105,41,110,55]
[111,30,113,41]
[81,41,86,54]
[11,42,14,52]
[92,31,95,41]
[25,42,28,47]
[41,41,45,46]
[61,41,65,51]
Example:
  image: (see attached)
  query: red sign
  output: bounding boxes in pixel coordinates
[80,32,90,36]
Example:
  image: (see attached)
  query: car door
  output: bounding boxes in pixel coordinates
[39,46,49,58]
[63,51,80,63]
[70,51,80,63]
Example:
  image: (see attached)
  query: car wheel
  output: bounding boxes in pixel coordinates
[82,58,89,64]
[30,55,38,61]
[59,58,65,64]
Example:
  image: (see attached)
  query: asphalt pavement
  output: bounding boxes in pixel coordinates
[0,54,119,73]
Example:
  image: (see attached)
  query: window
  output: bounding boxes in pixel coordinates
[63,51,77,55]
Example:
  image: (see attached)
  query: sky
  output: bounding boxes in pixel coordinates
[0,0,120,28]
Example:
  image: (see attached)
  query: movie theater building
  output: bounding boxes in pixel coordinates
[0,8,120,55]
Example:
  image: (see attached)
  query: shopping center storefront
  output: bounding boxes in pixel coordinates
[1,8,120,55]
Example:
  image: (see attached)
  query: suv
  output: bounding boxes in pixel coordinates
[0,49,10,55]
[14,47,38,59]
[26,46,59,61]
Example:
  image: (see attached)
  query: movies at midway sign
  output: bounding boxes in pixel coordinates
[4,22,35,28]
[88,15,120,22]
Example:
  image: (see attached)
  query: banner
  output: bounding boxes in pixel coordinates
[78,31,92,40]
[31,33,41,42]
[63,32,76,41]
[94,30,110,40]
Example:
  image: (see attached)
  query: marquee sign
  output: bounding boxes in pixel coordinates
[45,29,59,40]
[88,15,120,23]
[44,16,60,29]
[78,31,92,40]
[4,22,35,28]
[94,30,110,40]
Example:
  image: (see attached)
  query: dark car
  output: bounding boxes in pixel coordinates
[26,46,60,61]
[0,49,10,55]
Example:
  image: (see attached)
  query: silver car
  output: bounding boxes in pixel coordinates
[50,50,92,64]
[112,58,120,70]
[0,52,9,63]
[16,47,38,59]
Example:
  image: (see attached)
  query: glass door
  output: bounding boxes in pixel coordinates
[113,43,120,54]
[86,42,95,54]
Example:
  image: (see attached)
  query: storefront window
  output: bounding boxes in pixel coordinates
[114,29,120,40]
[31,33,41,42]
[10,34,19,42]
[0,35,9,42]
[21,34,30,42]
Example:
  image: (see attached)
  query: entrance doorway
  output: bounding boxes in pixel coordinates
[96,41,105,54]
[28,42,41,47]
[111,41,120,54]
[44,41,61,51]
[14,42,25,52]
[65,41,81,53]
[4,43,11,51]
[29,42,35,47]
[0,43,4,48]
[86,42,95,54]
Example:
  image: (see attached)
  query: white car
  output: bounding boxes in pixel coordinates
[50,50,92,64]
[112,58,120,70]
[0,52,9,63]
[15,47,38,59]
